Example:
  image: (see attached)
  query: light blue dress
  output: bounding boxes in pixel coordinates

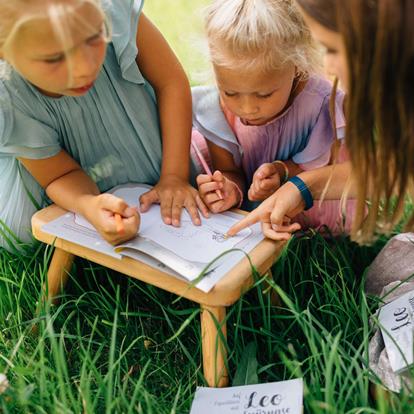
[0,0,166,249]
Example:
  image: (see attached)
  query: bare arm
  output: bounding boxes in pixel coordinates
[135,13,208,225]
[227,161,355,238]
[19,151,99,215]
[136,13,192,181]
[19,151,139,244]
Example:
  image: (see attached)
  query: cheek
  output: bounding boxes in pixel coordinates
[219,94,236,110]
[94,43,107,67]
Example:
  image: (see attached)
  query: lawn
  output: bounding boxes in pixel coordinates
[1,1,414,413]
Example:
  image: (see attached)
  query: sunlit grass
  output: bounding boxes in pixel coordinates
[144,0,211,85]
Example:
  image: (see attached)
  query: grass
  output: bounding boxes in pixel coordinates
[2,1,414,412]
[2,232,414,412]
[143,0,211,85]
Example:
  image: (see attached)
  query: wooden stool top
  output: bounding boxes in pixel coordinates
[32,205,284,307]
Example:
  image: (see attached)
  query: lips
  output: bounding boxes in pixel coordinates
[70,82,94,94]
[241,118,263,126]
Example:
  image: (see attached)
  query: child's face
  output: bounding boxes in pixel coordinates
[299,7,348,90]
[214,63,296,126]
[4,2,107,97]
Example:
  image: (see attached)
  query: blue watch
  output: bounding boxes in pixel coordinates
[287,176,314,210]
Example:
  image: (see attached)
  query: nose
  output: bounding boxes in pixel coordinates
[238,95,259,117]
[70,44,97,80]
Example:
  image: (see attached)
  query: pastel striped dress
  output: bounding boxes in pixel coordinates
[191,76,355,235]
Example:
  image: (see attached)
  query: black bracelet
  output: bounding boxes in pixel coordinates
[287,176,314,210]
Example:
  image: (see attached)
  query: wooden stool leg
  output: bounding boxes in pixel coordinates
[200,305,228,387]
[44,248,74,302]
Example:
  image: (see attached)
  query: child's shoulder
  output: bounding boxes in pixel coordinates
[300,75,345,101]
[291,75,344,119]
[103,0,143,30]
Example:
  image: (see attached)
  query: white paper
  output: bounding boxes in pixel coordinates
[378,290,414,373]
[190,378,303,414]
[42,184,264,292]
[76,184,252,264]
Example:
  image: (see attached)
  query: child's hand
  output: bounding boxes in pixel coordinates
[226,181,303,241]
[197,170,242,213]
[85,194,140,245]
[248,162,281,201]
[139,175,209,227]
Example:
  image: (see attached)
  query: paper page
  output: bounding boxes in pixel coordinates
[110,184,253,264]
[75,184,253,266]
[42,212,121,259]
[44,184,265,292]
[378,290,414,373]
[190,378,303,414]
[42,211,189,280]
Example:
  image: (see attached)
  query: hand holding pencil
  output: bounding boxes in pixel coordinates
[196,170,243,214]
[83,193,140,245]
[192,140,243,213]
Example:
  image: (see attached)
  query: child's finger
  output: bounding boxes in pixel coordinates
[160,194,174,225]
[121,211,141,235]
[100,193,129,214]
[196,173,214,186]
[262,222,293,241]
[254,163,277,180]
[226,208,261,236]
[260,177,278,191]
[195,194,210,218]
[198,181,223,197]
[139,189,159,213]
[209,199,227,214]
[248,187,264,201]
[204,191,224,206]
[184,198,202,226]
[171,201,184,227]
[271,222,301,233]
[253,177,263,195]
[212,170,225,184]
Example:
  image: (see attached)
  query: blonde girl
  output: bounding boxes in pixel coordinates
[0,0,208,250]
[192,0,354,235]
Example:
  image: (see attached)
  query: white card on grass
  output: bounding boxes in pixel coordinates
[190,378,303,414]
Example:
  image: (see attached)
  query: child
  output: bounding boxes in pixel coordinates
[0,0,208,251]
[192,0,354,234]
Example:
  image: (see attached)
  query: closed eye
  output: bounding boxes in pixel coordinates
[44,54,65,64]
[86,29,104,45]
[256,92,274,99]
[224,91,238,97]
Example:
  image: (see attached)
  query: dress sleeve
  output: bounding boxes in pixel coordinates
[192,86,243,167]
[0,82,61,159]
[105,0,146,84]
[292,90,345,168]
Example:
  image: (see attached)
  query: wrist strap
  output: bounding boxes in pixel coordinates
[272,160,289,184]
[287,176,314,210]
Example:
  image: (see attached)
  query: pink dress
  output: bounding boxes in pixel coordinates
[191,76,355,235]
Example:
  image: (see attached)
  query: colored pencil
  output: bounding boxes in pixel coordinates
[191,140,223,200]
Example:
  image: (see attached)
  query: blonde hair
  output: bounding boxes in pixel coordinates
[205,0,322,75]
[0,0,110,80]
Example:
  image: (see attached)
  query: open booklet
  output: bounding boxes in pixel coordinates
[42,184,264,292]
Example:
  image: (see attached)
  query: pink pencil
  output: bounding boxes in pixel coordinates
[191,140,223,200]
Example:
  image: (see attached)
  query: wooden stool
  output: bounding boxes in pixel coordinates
[32,205,284,387]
